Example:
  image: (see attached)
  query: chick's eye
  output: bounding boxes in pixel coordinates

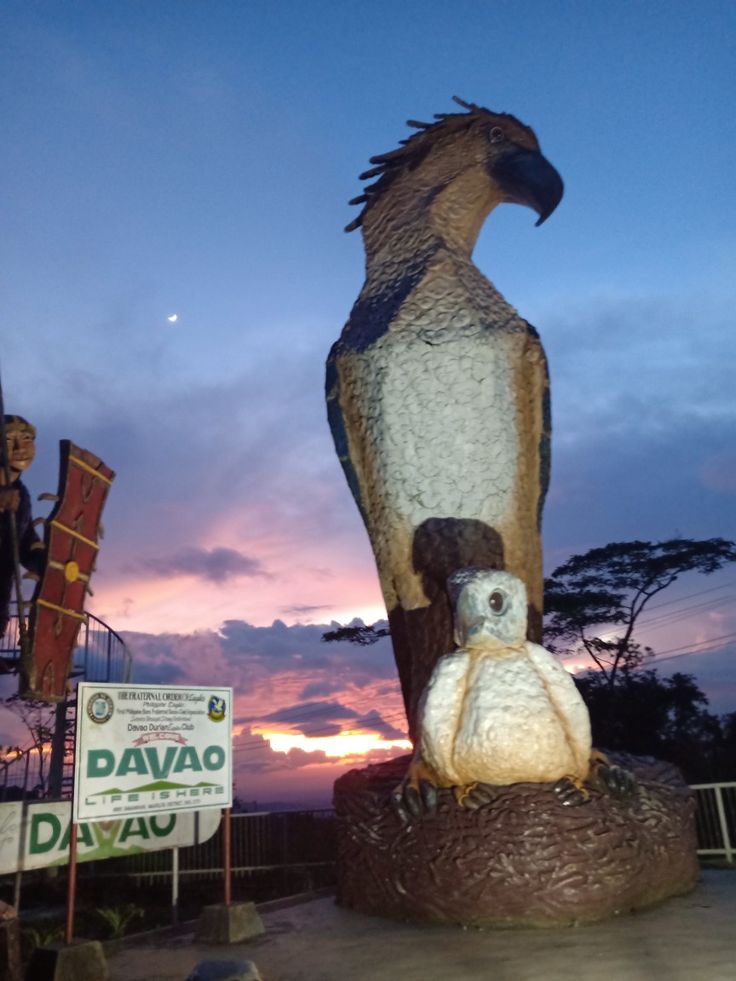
[490,126,505,143]
[489,590,506,614]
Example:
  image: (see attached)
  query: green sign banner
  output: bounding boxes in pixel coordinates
[0,800,221,873]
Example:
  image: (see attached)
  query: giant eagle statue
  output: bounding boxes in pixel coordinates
[326,98,562,740]
[328,99,698,929]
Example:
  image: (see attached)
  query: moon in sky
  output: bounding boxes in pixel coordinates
[167,314,178,323]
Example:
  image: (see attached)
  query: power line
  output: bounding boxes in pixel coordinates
[647,631,736,664]
[640,580,735,613]
[638,592,734,627]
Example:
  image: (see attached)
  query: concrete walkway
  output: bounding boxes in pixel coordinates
[107,869,735,981]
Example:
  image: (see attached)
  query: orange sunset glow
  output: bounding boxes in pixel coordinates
[255,727,411,759]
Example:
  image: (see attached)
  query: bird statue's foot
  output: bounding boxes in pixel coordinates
[453,782,498,810]
[553,774,591,807]
[554,752,638,807]
[391,757,440,824]
[589,751,638,798]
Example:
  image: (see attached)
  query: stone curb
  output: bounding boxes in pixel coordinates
[101,887,335,952]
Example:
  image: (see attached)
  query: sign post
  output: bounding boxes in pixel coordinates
[70,683,232,942]
[64,822,78,945]
[223,807,232,906]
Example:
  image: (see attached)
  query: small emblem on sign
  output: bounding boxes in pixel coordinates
[207,695,226,722]
[87,692,114,724]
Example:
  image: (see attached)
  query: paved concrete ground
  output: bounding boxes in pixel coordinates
[107,869,735,981]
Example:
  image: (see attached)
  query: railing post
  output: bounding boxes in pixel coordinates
[714,786,733,864]
[171,846,179,925]
[85,617,90,677]
[223,808,232,906]
[48,699,68,798]
[282,814,288,894]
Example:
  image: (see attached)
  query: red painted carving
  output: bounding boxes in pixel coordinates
[20,441,115,700]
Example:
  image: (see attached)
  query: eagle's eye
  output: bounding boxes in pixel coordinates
[489,590,506,614]
[489,126,505,144]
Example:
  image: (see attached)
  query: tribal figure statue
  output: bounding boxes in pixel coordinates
[0,416,45,638]
[326,99,562,738]
[0,411,115,699]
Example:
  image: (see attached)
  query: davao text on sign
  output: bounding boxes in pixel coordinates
[0,801,221,874]
[74,683,233,822]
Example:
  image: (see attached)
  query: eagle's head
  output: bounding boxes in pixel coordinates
[476,106,564,227]
[348,98,563,253]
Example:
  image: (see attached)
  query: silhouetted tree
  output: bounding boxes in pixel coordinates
[322,623,389,646]
[575,669,728,782]
[323,537,736,778]
[544,537,736,687]
[715,711,736,780]
[0,692,55,795]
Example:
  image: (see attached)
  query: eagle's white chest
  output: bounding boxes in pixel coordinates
[351,328,519,522]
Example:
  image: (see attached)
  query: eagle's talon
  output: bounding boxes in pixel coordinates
[596,762,637,798]
[589,751,637,798]
[392,757,441,821]
[420,778,438,812]
[391,783,413,825]
[453,782,480,808]
[455,781,497,810]
[394,800,411,825]
[404,784,423,818]
[554,776,590,807]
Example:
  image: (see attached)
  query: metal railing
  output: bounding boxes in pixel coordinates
[691,782,736,863]
[84,787,735,889]
[99,808,337,885]
[0,789,732,918]
[0,606,132,801]
[0,606,132,683]
[0,747,50,802]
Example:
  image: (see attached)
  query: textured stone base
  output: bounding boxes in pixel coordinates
[195,903,265,945]
[25,940,108,981]
[334,752,699,927]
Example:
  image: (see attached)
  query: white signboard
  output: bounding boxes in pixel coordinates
[0,800,221,874]
[74,683,232,822]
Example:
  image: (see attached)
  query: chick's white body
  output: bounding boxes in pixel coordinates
[419,570,591,788]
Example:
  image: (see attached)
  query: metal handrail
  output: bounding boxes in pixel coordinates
[87,809,337,887]
[0,604,132,801]
[0,605,132,683]
[691,781,736,863]
[74,792,735,891]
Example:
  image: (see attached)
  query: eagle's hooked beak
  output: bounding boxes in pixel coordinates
[490,146,564,226]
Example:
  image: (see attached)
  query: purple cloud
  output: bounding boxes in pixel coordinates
[139,546,268,583]
[355,709,408,742]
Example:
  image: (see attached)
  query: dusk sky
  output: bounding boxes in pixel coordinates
[2,1,735,804]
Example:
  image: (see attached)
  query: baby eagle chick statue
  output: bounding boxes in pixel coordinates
[422,570,588,797]
[396,569,633,820]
